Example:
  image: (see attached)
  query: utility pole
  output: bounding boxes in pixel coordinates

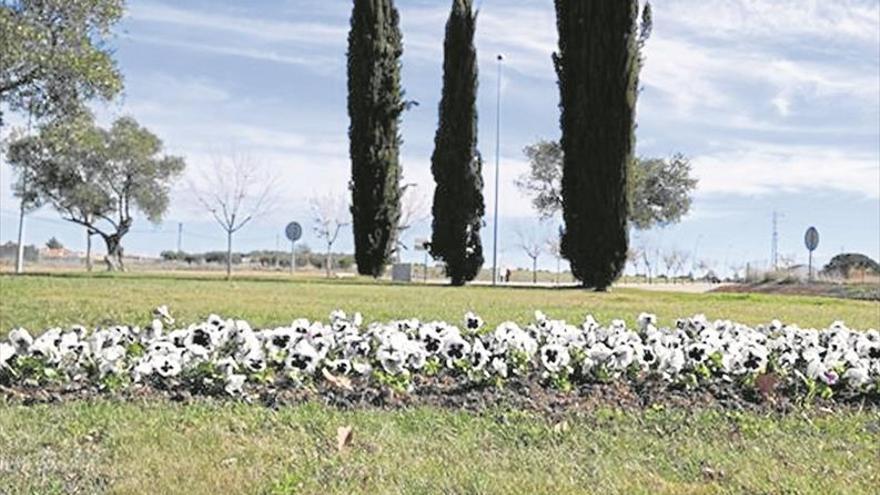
[492,54,503,285]
[771,211,779,270]
[14,109,34,275]
[14,199,25,274]
[177,222,183,253]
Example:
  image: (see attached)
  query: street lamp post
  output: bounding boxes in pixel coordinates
[492,54,503,285]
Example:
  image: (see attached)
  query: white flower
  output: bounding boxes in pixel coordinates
[0,342,14,367]
[540,344,570,373]
[153,305,175,325]
[490,357,508,378]
[463,312,483,333]
[637,313,657,332]
[325,359,353,375]
[241,349,266,373]
[470,340,489,371]
[440,334,471,366]
[842,366,870,388]
[609,344,635,370]
[8,328,33,354]
[225,374,246,395]
[286,340,320,374]
[377,348,406,375]
[154,354,182,377]
[352,360,372,375]
[588,343,613,365]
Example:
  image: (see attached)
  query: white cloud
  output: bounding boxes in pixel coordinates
[658,0,879,46]
[125,34,341,73]
[692,142,880,198]
[129,2,347,47]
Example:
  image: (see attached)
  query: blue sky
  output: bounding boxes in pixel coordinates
[1,0,878,275]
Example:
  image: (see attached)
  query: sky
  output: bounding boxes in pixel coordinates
[1,0,878,275]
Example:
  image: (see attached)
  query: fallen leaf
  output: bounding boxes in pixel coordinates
[322,368,353,391]
[337,425,353,452]
[701,465,725,481]
[755,373,779,399]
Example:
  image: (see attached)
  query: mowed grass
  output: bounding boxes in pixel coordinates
[1,272,878,335]
[1,400,878,495]
[1,272,879,494]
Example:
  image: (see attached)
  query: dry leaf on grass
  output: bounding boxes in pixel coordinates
[337,425,353,452]
[322,368,353,391]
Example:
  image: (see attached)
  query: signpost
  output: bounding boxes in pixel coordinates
[414,238,430,282]
[804,226,819,281]
[285,221,302,275]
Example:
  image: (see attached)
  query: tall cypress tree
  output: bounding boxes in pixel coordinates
[347,0,404,277]
[430,0,484,286]
[554,0,649,290]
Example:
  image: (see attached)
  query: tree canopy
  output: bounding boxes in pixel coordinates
[347,0,405,277]
[6,111,185,270]
[430,0,484,286]
[0,0,124,126]
[553,0,650,290]
[516,140,695,230]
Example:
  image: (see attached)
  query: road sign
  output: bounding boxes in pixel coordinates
[804,227,819,281]
[285,222,302,242]
[285,222,302,275]
[414,238,430,282]
[804,227,819,251]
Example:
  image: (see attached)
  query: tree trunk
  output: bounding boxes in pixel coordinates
[101,234,122,271]
[85,230,93,272]
[532,257,537,284]
[14,199,25,274]
[326,243,332,278]
[226,230,233,280]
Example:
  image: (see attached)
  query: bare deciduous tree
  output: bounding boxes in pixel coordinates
[661,248,691,283]
[640,243,658,284]
[674,250,690,280]
[192,153,274,280]
[395,183,429,261]
[627,246,642,281]
[517,230,543,284]
[310,193,351,278]
[546,233,563,285]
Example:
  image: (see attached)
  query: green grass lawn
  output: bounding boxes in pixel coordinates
[1,400,878,495]
[2,272,878,334]
[1,273,879,494]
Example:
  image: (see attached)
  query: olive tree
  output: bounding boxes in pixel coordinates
[516,142,696,230]
[0,0,124,126]
[6,111,185,270]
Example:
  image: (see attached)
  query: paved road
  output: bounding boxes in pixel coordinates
[420,279,728,294]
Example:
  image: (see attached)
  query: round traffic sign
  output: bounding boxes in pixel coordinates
[804,226,819,252]
[285,222,302,242]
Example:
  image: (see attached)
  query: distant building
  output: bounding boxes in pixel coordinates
[38,247,84,259]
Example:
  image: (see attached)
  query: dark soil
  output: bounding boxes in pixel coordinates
[3,374,878,418]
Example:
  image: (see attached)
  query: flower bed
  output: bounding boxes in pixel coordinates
[2,307,878,404]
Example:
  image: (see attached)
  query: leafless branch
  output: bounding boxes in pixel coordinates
[190,151,277,234]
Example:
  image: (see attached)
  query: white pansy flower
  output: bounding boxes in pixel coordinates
[540,344,570,374]
[8,328,33,354]
[286,340,320,374]
[0,342,14,367]
[225,374,247,395]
